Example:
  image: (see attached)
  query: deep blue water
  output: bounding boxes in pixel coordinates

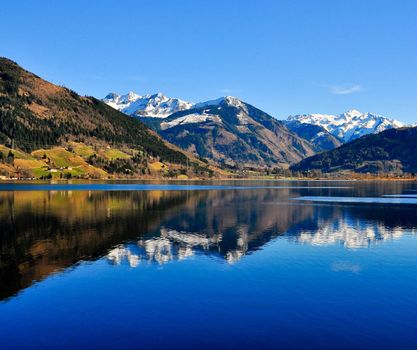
[0,180,417,349]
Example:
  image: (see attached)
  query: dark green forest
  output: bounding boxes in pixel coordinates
[291,127,417,174]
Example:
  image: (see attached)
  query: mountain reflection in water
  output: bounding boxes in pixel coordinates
[1,181,417,302]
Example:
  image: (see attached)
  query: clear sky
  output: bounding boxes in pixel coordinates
[2,0,417,123]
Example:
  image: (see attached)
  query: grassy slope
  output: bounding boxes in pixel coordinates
[0,144,109,178]
[0,141,221,179]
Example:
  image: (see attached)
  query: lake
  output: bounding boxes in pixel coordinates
[1,180,417,349]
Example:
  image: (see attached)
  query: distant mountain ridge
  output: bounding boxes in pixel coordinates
[103,92,193,118]
[287,109,404,143]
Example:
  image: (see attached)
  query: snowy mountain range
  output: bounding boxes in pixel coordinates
[102,92,409,166]
[287,109,404,143]
[103,93,405,144]
[138,95,315,167]
[103,92,193,118]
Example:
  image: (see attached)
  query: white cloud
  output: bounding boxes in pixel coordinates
[330,84,363,95]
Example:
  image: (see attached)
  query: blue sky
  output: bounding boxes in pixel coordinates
[2,0,417,123]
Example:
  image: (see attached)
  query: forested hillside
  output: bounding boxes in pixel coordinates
[291,127,417,174]
[0,58,215,179]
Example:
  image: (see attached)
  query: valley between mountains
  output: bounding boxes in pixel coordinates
[0,57,416,180]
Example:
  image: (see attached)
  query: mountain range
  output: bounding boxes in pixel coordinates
[149,96,318,167]
[104,90,410,170]
[104,91,405,146]
[287,110,404,143]
[0,56,414,178]
[104,92,404,146]
[103,92,192,118]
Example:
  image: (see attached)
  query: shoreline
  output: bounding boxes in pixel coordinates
[1,177,416,183]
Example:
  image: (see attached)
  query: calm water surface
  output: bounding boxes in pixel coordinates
[1,180,417,349]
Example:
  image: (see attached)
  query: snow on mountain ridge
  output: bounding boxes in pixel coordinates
[103,91,407,144]
[160,113,222,130]
[103,92,193,118]
[194,96,247,110]
[103,93,250,119]
[288,110,404,143]
[159,96,250,130]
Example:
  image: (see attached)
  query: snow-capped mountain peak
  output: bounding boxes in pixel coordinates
[125,91,141,102]
[194,97,225,108]
[194,96,248,111]
[103,92,193,118]
[104,92,119,101]
[344,109,363,118]
[287,110,404,143]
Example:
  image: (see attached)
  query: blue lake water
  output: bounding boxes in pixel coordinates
[1,180,417,349]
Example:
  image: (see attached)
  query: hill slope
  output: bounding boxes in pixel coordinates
[0,58,186,162]
[0,58,217,178]
[141,96,316,168]
[290,127,417,174]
